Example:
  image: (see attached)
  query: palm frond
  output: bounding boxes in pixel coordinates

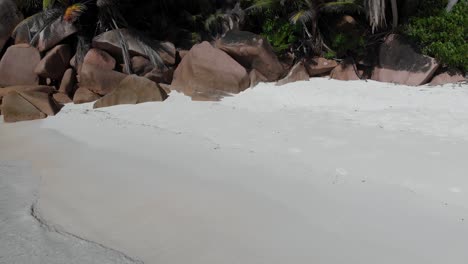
[321,0,362,14]
[290,9,314,24]
[246,0,280,11]
[74,33,90,69]
[127,29,170,70]
[63,3,87,23]
[12,7,62,45]
[29,7,62,46]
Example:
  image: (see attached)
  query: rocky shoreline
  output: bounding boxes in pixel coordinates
[0,0,466,123]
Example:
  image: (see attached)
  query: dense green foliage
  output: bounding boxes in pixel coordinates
[404,1,468,71]
[260,12,301,53]
[10,0,468,72]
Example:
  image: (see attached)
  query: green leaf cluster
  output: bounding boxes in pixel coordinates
[404,1,468,71]
[260,13,301,53]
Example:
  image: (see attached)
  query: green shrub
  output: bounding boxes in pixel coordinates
[404,1,468,71]
[261,17,301,53]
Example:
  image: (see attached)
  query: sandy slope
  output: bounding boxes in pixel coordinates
[1,78,468,263]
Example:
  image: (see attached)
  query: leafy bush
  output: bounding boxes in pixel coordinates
[260,14,301,53]
[404,1,468,71]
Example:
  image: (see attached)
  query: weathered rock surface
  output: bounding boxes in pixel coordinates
[18,90,60,116]
[331,63,361,81]
[36,18,78,52]
[131,56,153,75]
[172,41,250,97]
[34,44,71,80]
[215,31,284,81]
[371,34,439,86]
[249,69,268,88]
[429,71,466,86]
[92,29,176,66]
[94,75,167,109]
[1,91,46,122]
[144,67,174,84]
[79,63,127,95]
[73,87,100,104]
[277,61,310,86]
[83,48,116,71]
[53,92,72,104]
[177,50,189,60]
[0,0,23,52]
[58,68,77,96]
[305,57,338,76]
[0,85,55,100]
[0,44,40,87]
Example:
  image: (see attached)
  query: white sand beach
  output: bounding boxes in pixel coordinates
[1,78,468,263]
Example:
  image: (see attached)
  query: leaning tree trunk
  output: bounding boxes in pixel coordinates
[446,0,459,11]
[390,0,398,28]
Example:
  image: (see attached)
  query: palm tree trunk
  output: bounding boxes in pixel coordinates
[390,0,398,28]
[447,0,459,11]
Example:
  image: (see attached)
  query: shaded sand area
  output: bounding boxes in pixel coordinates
[1,79,468,263]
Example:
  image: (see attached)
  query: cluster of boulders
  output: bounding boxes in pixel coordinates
[0,0,465,123]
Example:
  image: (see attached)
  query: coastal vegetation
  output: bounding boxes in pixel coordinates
[9,0,466,71]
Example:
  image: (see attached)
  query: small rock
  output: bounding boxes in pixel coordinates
[73,87,100,104]
[2,91,46,122]
[83,48,116,71]
[53,92,72,104]
[429,71,466,86]
[215,30,284,82]
[304,57,338,76]
[58,68,77,96]
[277,61,310,86]
[330,63,361,81]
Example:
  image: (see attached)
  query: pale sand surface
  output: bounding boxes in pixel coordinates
[1,78,468,263]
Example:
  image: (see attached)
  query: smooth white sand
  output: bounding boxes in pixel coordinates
[1,78,468,263]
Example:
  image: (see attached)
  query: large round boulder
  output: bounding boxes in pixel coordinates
[79,63,127,95]
[83,48,116,71]
[94,75,168,109]
[0,0,23,52]
[36,18,78,52]
[171,41,250,97]
[92,29,176,66]
[34,44,72,80]
[0,44,40,87]
[215,31,284,82]
[371,34,440,86]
